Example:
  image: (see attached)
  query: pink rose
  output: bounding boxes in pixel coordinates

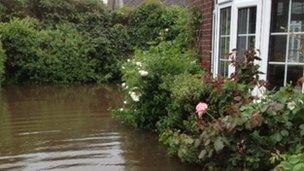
[196,102,208,118]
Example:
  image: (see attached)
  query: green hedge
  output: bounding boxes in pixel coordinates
[0,0,191,85]
[0,41,6,84]
[0,18,98,84]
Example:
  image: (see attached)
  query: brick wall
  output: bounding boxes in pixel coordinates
[189,0,214,72]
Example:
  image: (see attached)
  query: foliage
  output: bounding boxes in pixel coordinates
[273,153,304,171]
[0,0,193,84]
[156,73,206,133]
[0,41,5,84]
[193,86,304,169]
[0,18,97,84]
[113,40,201,129]
[159,130,200,164]
[128,0,191,49]
[115,44,304,170]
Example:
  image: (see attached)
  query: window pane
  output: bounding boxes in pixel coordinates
[220,8,231,35]
[287,65,304,86]
[248,36,255,49]
[249,7,257,34]
[271,0,289,32]
[291,0,304,32]
[218,7,231,77]
[288,34,304,63]
[237,36,246,58]
[267,65,285,89]
[219,37,230,59]
[269,35,287,62]
[238,8,248,34]
[219,60,229,77]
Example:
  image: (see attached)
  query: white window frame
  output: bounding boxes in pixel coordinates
[267,0,304,86]
[213,2,233,78]
[213,0,265,78]
[259,0,272,81]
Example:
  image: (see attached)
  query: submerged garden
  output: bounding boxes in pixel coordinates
[0,0,304,170]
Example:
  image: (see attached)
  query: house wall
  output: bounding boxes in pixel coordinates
[189,0,214,72]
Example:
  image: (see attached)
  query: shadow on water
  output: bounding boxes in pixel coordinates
[0,85,201,171]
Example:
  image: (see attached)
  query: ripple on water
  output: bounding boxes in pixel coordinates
[0,85,201,171]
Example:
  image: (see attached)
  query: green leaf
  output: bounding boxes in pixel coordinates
[214,138,224,152]
[272,133,283,142]
[293,163,304,171]
[280,129,289,137]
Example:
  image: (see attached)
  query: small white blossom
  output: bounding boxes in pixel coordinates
[122,82,126,87]
[287,101,296,111]
[165,28,169,32]
[251,85,267,103]
[136,62,142,67]
[124,101,127,104]
[119,108,124,111]
[127,59,131,62]
[122,66,125,69]
[139,70,148,77]
[130,92,141,102]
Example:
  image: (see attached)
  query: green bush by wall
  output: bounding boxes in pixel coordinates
[0,18,98,84]
[0,0,191,84]
[0,41,6,84]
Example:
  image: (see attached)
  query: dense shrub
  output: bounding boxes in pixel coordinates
[0,0,192,84]
[0,41,5,84]
[88,24,132,82]
[0,18,40,83]
[273,153,304,171]
[0,18,97,84]
[113,41,201,129]
[115,45,304,170]
[33,24,98,83]
[128,0,191,49]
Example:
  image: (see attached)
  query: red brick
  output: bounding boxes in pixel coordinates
[189,0,214,72]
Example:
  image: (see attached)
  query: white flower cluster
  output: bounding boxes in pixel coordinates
[122,82,128,89]
[135,61,148,77]
[139,70,148,77]
[129,91,141,102]
[251,85,267,103]
[287,101,296,111]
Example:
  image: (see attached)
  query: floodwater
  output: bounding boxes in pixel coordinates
[0,85,200,171]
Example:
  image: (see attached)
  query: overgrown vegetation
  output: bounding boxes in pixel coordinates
[0,0,190,84]
[114,33,304,169]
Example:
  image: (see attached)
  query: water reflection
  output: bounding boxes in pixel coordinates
[0,85,200,171]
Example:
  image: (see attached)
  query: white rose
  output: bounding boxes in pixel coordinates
[130,92,141,102]
[139,70,148,77]
[251,85,267,103]
[136,62,142,67]
[287,101,296,111]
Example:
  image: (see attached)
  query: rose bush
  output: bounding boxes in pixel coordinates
[115,46,304,170]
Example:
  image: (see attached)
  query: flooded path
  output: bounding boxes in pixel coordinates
[0,85,199,171]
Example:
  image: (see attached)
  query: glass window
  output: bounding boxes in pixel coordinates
[237,7,257,57]
[268,0,304,88]
[218,7,231,77]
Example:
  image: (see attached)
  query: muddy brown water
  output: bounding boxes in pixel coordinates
[0,85,201,171]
